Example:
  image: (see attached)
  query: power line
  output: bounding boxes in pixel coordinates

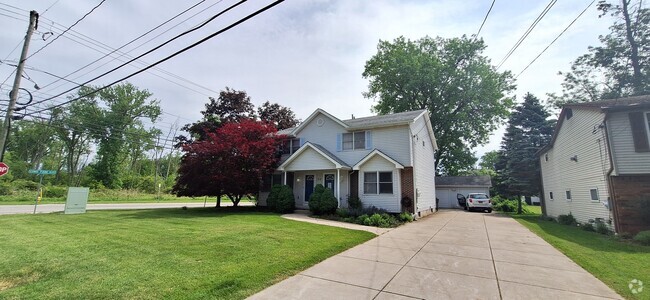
[475,0,496,38]
[24,0,249,111]
[516,0,596,79]
[496,0,557,69]
[25,0,107,61]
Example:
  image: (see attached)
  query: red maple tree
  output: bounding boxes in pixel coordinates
[173,119,284,206]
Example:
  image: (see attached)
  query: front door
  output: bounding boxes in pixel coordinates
[305,175,315,202]
[324,174,335,192]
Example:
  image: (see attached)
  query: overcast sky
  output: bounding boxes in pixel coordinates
[0,0,613,160]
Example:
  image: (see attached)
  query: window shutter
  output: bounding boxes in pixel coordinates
[299,138,305,146]
[365,130,373,150]
[629,112,650,152]
[336,133,342,152]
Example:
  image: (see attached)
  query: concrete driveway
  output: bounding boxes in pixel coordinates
[249,210,621,300]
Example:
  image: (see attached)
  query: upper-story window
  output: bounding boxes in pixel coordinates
[282,138,301,155]
[343,131,366,150]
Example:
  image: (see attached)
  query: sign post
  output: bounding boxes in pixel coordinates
[28,168,57,214]
[0,162,8,177]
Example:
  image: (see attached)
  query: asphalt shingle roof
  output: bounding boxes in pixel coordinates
[342,110,426,129]
[309,143,350,168]
[436,176,492,187]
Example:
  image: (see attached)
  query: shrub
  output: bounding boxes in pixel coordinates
[308,184,337,215]
[12,179,39,191]
[336,208,350,218]
[43,186,67,198]
[557,213,577,226]
[348,195,362,210]
[595,221,610,235]
[581,223,595,232]
[267,184,295,213]
[399,212,414,222]
[0,182,12,195]
[492,197,518,212]
[539,215,555,222]
[633,230,650,245]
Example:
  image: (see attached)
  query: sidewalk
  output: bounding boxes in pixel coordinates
[249,210,621,300]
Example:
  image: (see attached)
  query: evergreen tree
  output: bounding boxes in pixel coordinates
[495,93,555,213]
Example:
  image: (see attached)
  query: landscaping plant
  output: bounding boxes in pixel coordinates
[633,230,650,246]
[267,184,295,214]
[308,184,337,215]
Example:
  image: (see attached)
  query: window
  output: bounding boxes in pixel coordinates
[549,192,554,200]
[282,138,302,155]
[342,131,366,150]
[545,153,548,161]
[363,171,393,194]
[590,188,599,201]
[630,112,650,152]
[565,190,572,201]
[566,108,573,120]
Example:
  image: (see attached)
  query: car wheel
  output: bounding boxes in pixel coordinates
[487,209,492,213]
[464,206,468,211]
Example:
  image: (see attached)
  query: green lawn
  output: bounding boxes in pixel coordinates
[511,213,650,300]
[0,189,254,205]
[0,208,375,299]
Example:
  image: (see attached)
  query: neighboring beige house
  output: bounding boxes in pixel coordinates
[259,108,438,217]
[538,95,650,234]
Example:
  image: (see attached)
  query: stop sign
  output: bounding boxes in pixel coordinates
[0,162,8,177]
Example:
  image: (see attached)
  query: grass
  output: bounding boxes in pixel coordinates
[0,189,254,205]
[0,207,375,299]
[510,211,650,300]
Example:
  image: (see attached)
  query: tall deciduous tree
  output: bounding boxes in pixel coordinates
[363,35,516,175]
[173,119,283,206]
[550,0,649,106]
[495,93,554,213]
[257,101,300,130]
[90,83,161,188]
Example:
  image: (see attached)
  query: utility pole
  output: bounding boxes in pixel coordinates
[0,10,38,162]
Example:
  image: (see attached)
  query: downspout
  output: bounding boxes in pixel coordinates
[409,126,418,218]
[602,115,620,233]
[538,154,547,216]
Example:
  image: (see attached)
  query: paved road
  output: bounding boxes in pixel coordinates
[0,202,254,215]
[250,210,621,300]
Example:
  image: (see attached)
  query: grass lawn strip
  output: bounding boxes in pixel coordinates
[0,208,374,299]
[511,212,650,300]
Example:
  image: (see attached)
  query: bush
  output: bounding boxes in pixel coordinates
[348,195,362,210]
[539,215,555,222]
[633,230,650,245]
[336,208,350,218]
[492,196,518,212]
[0,182,12,195]
[267,184,295,213]
[581,223,595,232]
[399,212,414,222]
[308,184,337,215]
[42,186,67,198]
[557,213,577,226]
[595,221,610,235]
[12,179,39,191]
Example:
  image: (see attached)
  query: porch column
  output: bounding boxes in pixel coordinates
[336,168,340,207]
[283,171,287,185]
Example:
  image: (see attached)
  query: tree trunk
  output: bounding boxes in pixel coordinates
[215,194,221,207]
[621,0,643,93]
[517,195,523,214]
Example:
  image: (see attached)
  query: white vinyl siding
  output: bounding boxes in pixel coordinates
[608,111,650,174]
[296,112,411,166]
[410,114,437,214]
[358,155,400,212]
[540,109,611,225]
[282,147,335,171]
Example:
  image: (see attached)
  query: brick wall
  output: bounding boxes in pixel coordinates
[610,175,650,234]
[401,167,414,213]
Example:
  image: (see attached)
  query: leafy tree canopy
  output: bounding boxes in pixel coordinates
[550,0,649,106]
[363,35,516,175]
[258,101,300,130]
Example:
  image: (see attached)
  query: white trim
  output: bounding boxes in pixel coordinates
[644,111,650,145]
[292,109,349,135]
[336,169,341,207]
[413,110,438,151]
[353,149,405,170]
[277,142,350,171]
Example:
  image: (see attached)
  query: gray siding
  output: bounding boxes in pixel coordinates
[608,111,650,174]
[358,156,401,212]
[540,109,611,225]
[410,115,437,213]
[296,112,412,166]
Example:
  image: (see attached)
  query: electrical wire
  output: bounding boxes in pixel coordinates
[475,0,496,38]
[515,0,596,79]
[25,0,107,61]
[496,0,557,69]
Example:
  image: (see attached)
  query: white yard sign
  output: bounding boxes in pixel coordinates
[64,187,90,214]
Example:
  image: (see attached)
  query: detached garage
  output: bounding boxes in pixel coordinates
[436,176,492,209]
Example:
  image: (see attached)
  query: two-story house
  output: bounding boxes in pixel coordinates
[538,95,650,234]
[259,108,438,217]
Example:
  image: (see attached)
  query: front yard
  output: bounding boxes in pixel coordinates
[0,208,374,299]
[512,212,650,299]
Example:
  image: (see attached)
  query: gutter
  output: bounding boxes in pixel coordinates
[602,115,620,233]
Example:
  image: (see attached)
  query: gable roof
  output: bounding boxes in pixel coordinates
[282,109,428,136]
[353,149,405,170]
[538,95,650,156]
[436,176,492,187]
[277,142,350,171]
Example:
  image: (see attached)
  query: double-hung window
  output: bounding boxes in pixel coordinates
[342,131,366,150]
[282,138,302,155]
[363,171,393,194]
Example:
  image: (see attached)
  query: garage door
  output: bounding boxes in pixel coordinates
[436,187,490,209]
